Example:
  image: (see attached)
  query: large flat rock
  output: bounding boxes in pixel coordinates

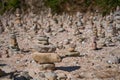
[32,52,61,64]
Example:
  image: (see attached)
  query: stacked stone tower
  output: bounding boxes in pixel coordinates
[15,8,21,27]
[32,33,61,70]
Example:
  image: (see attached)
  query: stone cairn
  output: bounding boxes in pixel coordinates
[15,8,21,27]
[9,15,20,53]
[65,43,79,57]
[91,22,98,50]
[32,33,61,71]
[9,32,20,52]
[114,6,120,36]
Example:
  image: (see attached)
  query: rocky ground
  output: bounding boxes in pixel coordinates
[0,8,120,80]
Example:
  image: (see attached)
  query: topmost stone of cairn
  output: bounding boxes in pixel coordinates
[15,8,21,17]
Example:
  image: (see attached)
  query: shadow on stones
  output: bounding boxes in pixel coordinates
[96,48,103,50]
[0,71,15,78]
[56,66,80,72]
[0,64,7,66]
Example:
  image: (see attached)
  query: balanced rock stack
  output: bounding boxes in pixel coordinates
[91,36,98,50]
[37,35,49,45]
[114,8,120,35]
[32,34,61,70]
[15,8,21,26]
[65,43,79,57]
[34,35,56,53]
[9,33,20,51]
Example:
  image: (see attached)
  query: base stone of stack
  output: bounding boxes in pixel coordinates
[44,72,57,80]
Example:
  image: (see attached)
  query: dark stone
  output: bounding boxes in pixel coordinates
[14,71,32,80]
[0,21,4,34]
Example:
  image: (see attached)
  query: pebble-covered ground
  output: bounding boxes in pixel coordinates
[0,9,120,80]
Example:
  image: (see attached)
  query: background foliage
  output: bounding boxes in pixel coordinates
[45,0,68,13]
[0,0,20,14]
[0,0,120,15]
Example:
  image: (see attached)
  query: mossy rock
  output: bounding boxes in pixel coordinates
[0,69,6,77]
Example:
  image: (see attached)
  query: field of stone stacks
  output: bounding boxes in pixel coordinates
[0,8,120,80]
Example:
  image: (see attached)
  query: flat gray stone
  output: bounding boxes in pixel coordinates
[37,36,49,41]
[65,51,80,57]
[35,45,56,53]
[45,72,57,80]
